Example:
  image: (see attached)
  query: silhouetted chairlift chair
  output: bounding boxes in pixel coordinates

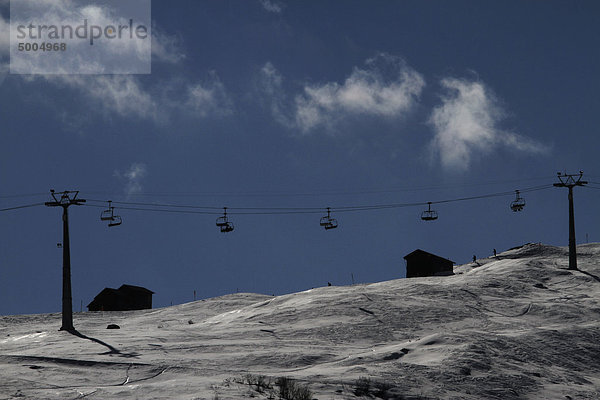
[421,202,438,221]
[510,190,526,212]
[100,201,123,227]
[320,207,339,230]
[108,215,122,227]
[100,200,115,221]
[220,222,234,233]
[215,216,228,227]
[216,207,234,232]
[216,207,229,227]
[324,218,338,230]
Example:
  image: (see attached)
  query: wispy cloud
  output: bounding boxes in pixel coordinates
[0,11,8,57]
[17,70,232,124]
[428,78,548,171]
[9,1,151,74]
[2,1,229,125]
[1,3,183,86]
[114,163,147,197]
[259,0,283,14]
[152,24,186,64]
[0,12,8,84]
[2,0,208,124]
[53,75,159,120]
[258,62,290,126]
[186,73,233,117]
[293,54,425,132]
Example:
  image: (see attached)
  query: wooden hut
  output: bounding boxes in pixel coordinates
[88,284,154,311]
[404,249,454,278]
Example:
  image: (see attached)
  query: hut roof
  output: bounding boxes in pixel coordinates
[404,249,454,264]
[118,284,154,294]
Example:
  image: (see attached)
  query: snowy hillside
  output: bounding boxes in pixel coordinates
[1,243,600,399]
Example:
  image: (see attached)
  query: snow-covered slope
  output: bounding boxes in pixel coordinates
[1,243,599,399]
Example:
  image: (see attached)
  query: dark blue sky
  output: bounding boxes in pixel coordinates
[1,0,599,315]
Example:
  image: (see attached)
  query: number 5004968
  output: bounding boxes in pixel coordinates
[18,43,67,51]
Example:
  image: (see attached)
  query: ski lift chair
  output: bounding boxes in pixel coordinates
[216,208,234,232]
[108,215,122,227]
[421,202,438,221]
[216,216,229,227]
[220,222,234,233]
[100,201,115,221]
[324,218,338,230]
[216,207,230,227]
[320,208,338,230]
[510,190,526,212]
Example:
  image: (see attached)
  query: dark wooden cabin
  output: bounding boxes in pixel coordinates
[88,284,154,311]
[404,249,454,278]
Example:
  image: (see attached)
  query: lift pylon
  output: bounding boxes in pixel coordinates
[45,190,86,332]
[554,171,588,270]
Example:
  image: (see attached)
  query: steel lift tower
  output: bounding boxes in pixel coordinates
[45,190,86,331]
[554,172,587,270]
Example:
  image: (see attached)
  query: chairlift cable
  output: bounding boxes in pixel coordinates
[84,184,553,214]
[87,198,325,212]
[87,199,224,211]
[74,176,557,199]
[0,193,48,199]
[84,203,222,215]
[0,203,46,212]
[3,181,554,208]
[3,183,555,216]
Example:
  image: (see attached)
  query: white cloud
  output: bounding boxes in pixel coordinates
[17,70,232,124]
[56,75,159,119]
[259,0,283,14]
[186,73,233,117]
[89,76,156,118]
[115,163,147,197]
[0,13,8,85]
[258,62,290,126]
[3,0,225,124]
[77,75,159,119]
[428,78,548,170]
[5,1,184,70]
[0,12,8,57]
[0,62,7,85]
[260,62,282,95]
[1,2,227,125]
[293,54,425,132]
[9,0,151,74]
[152,24,185,64]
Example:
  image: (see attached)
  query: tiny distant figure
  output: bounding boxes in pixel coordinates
[493,249,497,257]
[328,282,332,286]
[473,255,477,263]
